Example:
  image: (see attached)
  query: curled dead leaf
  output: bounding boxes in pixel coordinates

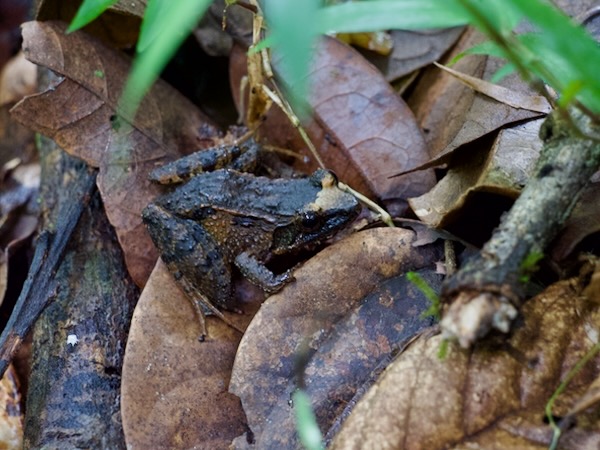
[551,183,600,262]
[405,29,545,178]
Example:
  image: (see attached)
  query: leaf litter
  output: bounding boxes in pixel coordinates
[4,1,600,449]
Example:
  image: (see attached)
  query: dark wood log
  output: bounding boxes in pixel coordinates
[23,135,139,449]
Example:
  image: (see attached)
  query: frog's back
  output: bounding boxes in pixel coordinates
[161,169,320,221]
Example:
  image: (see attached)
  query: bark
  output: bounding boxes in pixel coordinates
[440,107,600,347]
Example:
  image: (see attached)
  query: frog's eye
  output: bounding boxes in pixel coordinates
[301,211,321,230]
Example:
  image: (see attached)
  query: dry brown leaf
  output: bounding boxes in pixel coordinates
[36,0,142,48]
[368,28,464,83]
[230,37,436,215]
[0,365,22,449]
[11,21,219,286]
[0,52,37,167]
[0,52,37,106]
[330,277,600,450]
[551,183,600,262]
[404,30,545,178]
[121,260,253,450]
[0,161,40,307]
[434,62,551,114]
[409,118,543,234]
[407,28,487,159]
[230,228,444,448]
[402,1,589,178]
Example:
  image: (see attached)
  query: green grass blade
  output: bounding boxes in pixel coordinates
[316,0,468,34]
[67,0,119,32]
[137,0,171,52]
[264,0,320,115]
[118,0,212,119]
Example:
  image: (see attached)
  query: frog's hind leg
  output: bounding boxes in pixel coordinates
[143,203,244,340]
[148,139,261,185]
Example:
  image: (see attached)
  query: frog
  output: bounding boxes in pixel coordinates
[142,140,361,340]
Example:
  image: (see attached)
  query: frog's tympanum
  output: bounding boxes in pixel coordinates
[142,142,360,339]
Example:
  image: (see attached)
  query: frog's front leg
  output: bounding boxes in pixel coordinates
[235,252,293,293]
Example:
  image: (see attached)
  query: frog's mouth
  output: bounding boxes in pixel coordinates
[271,207,359,255]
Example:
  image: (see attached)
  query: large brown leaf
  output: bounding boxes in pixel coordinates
[230,228,444,448]
[11,21,219,285]
[121,260,252,450]
[330,276,600,450]
[230,37,436,216]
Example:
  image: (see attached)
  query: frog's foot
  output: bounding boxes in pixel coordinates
[185,287,245,341]
[235,252,294,293]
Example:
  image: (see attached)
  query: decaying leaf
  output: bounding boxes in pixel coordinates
[368,27,464,83]
[36,0,142,48]
[11,21,219,285]
[407,28,487,160]
[230,36,436,215]
[230,228,444,448]
[330,276,600,450]
[0,52,37,106]
[0,161,40,307]
[409,118,544,237]
[0,53,37,167]
[121,260,253,450]
[551,183,600,262]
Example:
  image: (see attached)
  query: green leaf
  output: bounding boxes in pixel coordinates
[458,0,600,112]
[118,0,212,119]
[67,0,119,32]
[453,0,522,38]
[406,271,441,320]
[449,40,503,66]
[316,0,468,34]
[474,0,600,113]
